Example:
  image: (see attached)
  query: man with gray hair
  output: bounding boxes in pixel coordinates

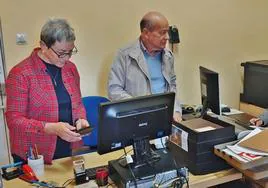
[108,11,182,122]
[5,18,90,164]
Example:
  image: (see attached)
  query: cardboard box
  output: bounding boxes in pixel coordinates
[168,115,236,175]
[239,129,268,153]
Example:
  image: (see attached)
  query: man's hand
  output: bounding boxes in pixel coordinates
[249,118,263,126]
[75,119,90,130]
[44,122,81,142]
[173,112,182,123]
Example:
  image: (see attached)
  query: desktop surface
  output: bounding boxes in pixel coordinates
[3,148,243,188]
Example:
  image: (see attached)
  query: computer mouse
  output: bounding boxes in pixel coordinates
[221,106,231,113]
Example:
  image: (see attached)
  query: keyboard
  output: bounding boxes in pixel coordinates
[228,113,255,129]
[234,119,252,128]
[86,165,108,180]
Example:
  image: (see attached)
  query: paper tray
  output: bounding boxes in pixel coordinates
[214,140,268,180]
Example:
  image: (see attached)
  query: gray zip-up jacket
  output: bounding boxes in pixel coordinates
[108,39,181,113]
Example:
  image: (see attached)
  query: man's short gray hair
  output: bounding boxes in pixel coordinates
[140,18,154,32]
[40,18,75,48]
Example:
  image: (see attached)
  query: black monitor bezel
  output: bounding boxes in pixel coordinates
[199,66,221,116]
[97,92,175,155]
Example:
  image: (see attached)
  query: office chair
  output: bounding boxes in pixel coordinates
[82,96,110,148]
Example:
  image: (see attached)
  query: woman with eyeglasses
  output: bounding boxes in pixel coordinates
[5,18,90,164]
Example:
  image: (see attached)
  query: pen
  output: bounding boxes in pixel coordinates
[29,147,31,159]
[34,144,39,159]
[29,147,34,159]
[26,151,28,159]
[32,147,37,159]
[1,161,23,169]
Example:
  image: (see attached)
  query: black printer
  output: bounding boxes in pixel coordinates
[168,114,236,175]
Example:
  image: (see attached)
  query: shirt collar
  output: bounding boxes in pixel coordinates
[139,39,162,57]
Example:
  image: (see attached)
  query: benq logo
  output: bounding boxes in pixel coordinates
[139,122,148,127]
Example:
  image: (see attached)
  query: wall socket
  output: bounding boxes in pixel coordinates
[16,33,27,45]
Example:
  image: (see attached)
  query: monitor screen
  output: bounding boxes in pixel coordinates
[97,92,175,168]
[199,66,221,116]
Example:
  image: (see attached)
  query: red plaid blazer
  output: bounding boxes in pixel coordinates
[5,48,86,164]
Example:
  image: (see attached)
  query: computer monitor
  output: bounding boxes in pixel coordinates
[97,92,175,168]
[199,66,221,116]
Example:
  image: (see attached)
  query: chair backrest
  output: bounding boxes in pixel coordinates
[82,96,109,147]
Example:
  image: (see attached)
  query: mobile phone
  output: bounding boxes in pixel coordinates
[75,127,94,136]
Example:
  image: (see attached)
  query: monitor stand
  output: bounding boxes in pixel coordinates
[108,148,179,188]
[118,137,160,169]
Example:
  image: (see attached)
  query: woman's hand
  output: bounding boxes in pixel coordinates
[44,122,81,142]
[249,118,263,126]
[75,119,90,130]
[173,112,182,123]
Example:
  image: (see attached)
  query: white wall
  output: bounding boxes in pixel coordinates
[1,0,268,108]
[0,17,10,165]
[0,108,10,166]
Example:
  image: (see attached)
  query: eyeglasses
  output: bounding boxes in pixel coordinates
[50,46,78,58]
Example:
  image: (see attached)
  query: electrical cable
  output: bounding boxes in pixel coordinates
[105,182,115,187]
[61,178,74,187]
[118,148,133,160]
[160,136,167,148]
[142,152,158,187]
[123,147,137,188]
[172,155,189,188]
[158,176,183,188]
[180,175,189,188]
[161,137,189,188]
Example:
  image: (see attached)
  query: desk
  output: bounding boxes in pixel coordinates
[239,102,265,117]
[222,102,268,187]
[3,149,242,188]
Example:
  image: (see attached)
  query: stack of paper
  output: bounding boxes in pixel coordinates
[224,128,268,163]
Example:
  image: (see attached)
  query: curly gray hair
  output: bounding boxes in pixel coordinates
[40,18,75,48]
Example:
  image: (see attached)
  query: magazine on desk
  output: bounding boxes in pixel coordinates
[224,128,268,163]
